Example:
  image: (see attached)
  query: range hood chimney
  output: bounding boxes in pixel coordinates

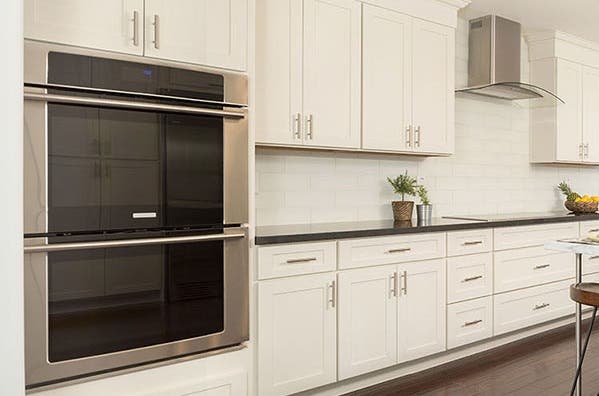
[456,15,564,104]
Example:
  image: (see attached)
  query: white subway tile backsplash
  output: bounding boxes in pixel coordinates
[254,18,597,226]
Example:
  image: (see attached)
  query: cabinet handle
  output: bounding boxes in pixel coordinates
[584,143,589,159]
[462,240,483,246]
[462,275,483,283]
[463,319,482,327]
[328,281,336,308]
[533,303,550,310]
[285,257,317,264]
[132,10,140,46]
[292,113,301,140]
[387,248,411,254]
[390,272,398,297]
[589,229,599,233]
[579,143,584,159]
[405,125,412,148]
[400,270,408,295]
[414,126,421,148]
[153,14,160,49]
[590,256,599,260]
[305,114,313,139]
[534,264,550,270]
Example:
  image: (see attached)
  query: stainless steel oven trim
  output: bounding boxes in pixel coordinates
[23,39,249,233]
[25,226,249,388]
[24,92,246,119]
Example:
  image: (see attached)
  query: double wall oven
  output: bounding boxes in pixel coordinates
[23,41,249,388]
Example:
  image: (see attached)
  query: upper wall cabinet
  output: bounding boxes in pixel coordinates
[24,0,248,71]
[25,0,144,55]
[256,0,461,156]
[362,5,454,155]
[255,0,361,149]
[529,32,599,164]
[144,0,247,71]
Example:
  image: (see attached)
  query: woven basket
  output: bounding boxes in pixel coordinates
[565,200,598,214]
[392,201,414,221]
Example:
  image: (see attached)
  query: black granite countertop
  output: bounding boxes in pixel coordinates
[255,212,599,245]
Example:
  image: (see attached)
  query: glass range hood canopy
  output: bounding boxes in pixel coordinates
[456,82,565,104]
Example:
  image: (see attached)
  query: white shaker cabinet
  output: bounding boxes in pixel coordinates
[25,0,144,55]
[338,266,398,380]
[255,0,361,148]
[361,4,412,152]
[258,273,337,396]
[144,0,247,71]
[583,66,599,163]
[397,259,446,362]
[361,5,454,154]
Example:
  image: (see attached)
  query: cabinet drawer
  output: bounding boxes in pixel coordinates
[447,253,493,303]
[493,223,579,250]
[493,279,574,336]
[583,254,599,275]
[338,233,446,269]
[447,297,493,349]
[257,241,337,280]
[581,220,599,237]
[447,229,492,257]
[494,246,574,293]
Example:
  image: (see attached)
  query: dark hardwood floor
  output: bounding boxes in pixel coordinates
[346,320,599,396]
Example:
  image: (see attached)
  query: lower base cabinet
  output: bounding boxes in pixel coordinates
[338,265,398,379]
[447,296,493,349]
[398,259,447,362]
[258,273,337,396]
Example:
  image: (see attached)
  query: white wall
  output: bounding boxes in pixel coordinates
[255,18,599,226]
[0,0,25,395]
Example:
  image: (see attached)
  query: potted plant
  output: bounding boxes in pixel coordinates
[416,185,432,224]
[387,172,418,221]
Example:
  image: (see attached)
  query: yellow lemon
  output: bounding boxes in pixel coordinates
[576,197,583,202]
[592,196,599,202]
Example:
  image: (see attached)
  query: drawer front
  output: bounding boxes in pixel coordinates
[447,253,493,303]
[493,222,579,250]
[493,279,574,336]
[258,241,337,280]
[447,229,493,257]
[447,297,493,349]
[494,246,574,293]
[580,220,599,237]
[583,254,599,275]
[338,233,446,270]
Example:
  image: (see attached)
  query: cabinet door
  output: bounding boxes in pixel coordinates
[144,0,247,71]
[397,259,446,362]
[258,273,336,396]
[556,59,583,162]
[411,19,454,155]
[25,0,143,55]
[583,66,599,163]
[338,266,397,380]
[255,0,303,145]
[303,0,361,149]
[362,5,412,152]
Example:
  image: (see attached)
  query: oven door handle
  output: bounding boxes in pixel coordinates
[23,92,246,119]
[24,232,246,253]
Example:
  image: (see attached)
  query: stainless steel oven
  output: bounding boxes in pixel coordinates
[23,41,249,388]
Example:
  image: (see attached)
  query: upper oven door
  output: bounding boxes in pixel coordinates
[23,41,248,236]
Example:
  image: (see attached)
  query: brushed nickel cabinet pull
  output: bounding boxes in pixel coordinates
[387,248,411,254]
[589,229,599,233]
[285,257,317,264]
[292,113,301,139]
[132,10,140,46]
[590,255,599,260]
[401,270,408,295]
[463,319,482,327]
[414,126,421,148]
[153,14,160,49]
[534,303,550,310]
[405,125,412,148]
[305,114,313,139]
[584,143,589,159]
[390,272,398,298]
[462,275,483,283]
[534,264,550,270]
[579,143,584,159]
[328,281,336,308]
[463,240,483,246]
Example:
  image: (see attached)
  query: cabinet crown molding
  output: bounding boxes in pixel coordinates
[527,30,599,69]
[526,30,599,53]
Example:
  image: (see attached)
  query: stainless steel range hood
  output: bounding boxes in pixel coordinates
[456,15,564,104]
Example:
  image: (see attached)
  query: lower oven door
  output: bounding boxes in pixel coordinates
[24,227,248,388]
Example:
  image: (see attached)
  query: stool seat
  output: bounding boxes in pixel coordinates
[570,282,599,307]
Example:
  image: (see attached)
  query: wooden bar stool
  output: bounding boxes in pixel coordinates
[570,283,599,396]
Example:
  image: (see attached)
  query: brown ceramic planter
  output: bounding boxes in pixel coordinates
[392,201,414,221]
